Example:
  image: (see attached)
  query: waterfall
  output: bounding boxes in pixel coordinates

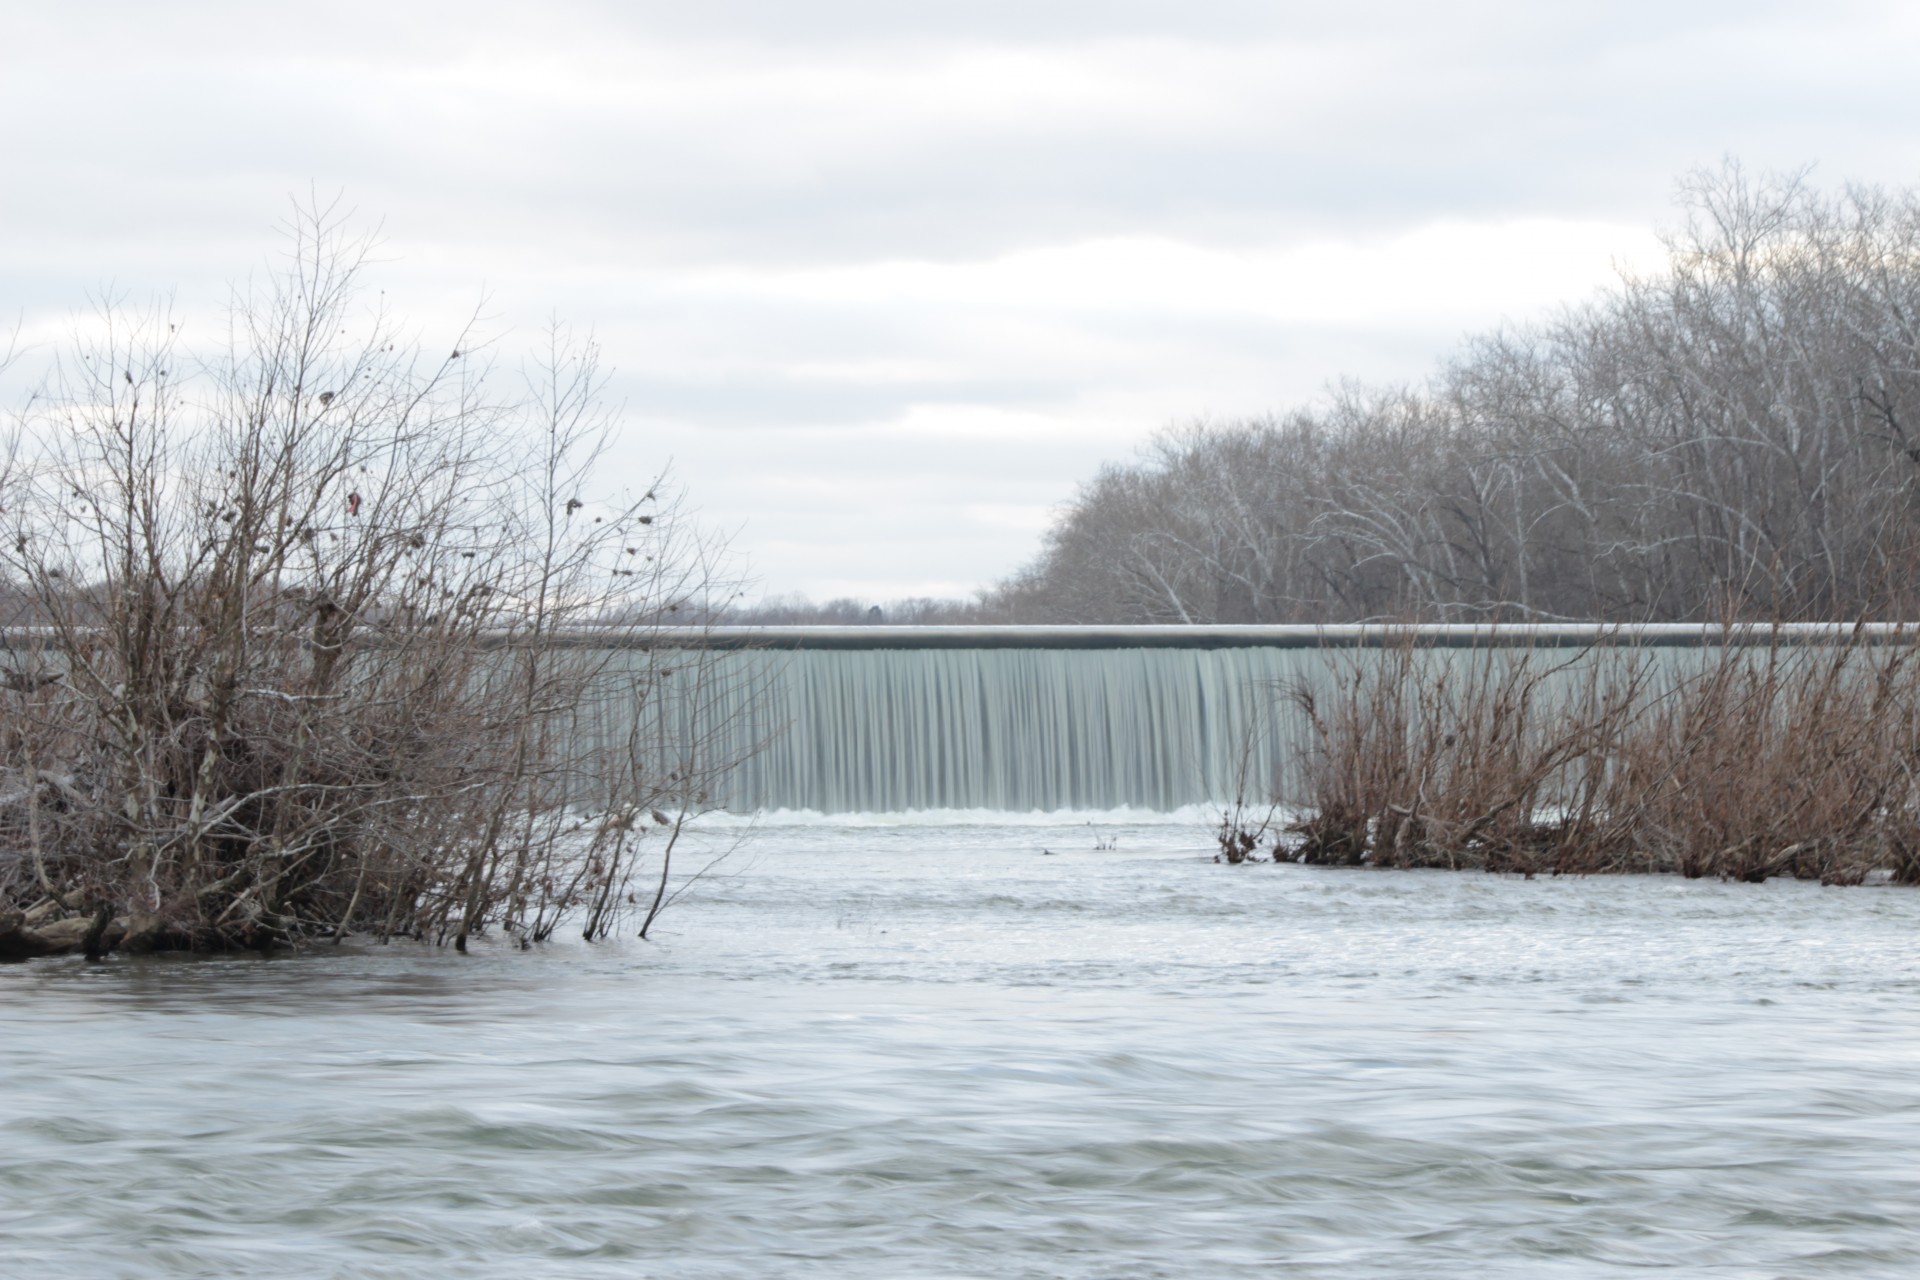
[676,646,1315,813]
[583,624,1891,815]
[0,620,1878,816]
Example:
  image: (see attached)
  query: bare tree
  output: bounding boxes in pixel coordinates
[0,200,740,956]
[988,164,1920,626]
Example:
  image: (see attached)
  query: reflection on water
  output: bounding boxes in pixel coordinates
[6,810,1920,1278]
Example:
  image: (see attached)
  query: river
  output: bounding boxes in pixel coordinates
[5,808,1920,1277]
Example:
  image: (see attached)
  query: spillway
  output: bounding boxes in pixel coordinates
[672,644,1301,813]
[615,623,1898,815]
[3,620,1898,815]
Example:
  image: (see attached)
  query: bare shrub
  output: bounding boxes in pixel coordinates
[1215,682,1286,863]
[1280,630,1920,884]
[0,204,739,956]
[1286,639,1649,875]
[1602,635,1920,884]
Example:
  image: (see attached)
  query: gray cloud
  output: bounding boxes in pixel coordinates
[6,1,1919,596]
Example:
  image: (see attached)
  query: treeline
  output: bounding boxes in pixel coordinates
[720,595,984,626]
[985,166,1920,625]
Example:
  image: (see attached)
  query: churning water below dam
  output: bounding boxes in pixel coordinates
[6,807,1920,1278]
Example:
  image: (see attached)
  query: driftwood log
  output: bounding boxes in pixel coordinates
[0,907,127,961]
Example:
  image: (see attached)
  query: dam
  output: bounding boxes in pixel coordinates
[626,623,1903,815]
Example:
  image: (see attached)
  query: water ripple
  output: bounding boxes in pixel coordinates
[6,813,1920,1276]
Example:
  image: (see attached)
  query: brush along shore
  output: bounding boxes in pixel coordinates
[1217,632,1920,885]
[0,206,739,958]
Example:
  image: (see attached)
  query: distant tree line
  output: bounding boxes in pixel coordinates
[977,166,1920,624]
[719,595,983,625]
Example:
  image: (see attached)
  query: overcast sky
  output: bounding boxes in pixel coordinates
[7,1,1920,601]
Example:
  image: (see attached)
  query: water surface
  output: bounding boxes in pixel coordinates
[5,810,1919,1277]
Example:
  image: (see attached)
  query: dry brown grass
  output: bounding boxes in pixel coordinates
[1268,630,1920,884]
